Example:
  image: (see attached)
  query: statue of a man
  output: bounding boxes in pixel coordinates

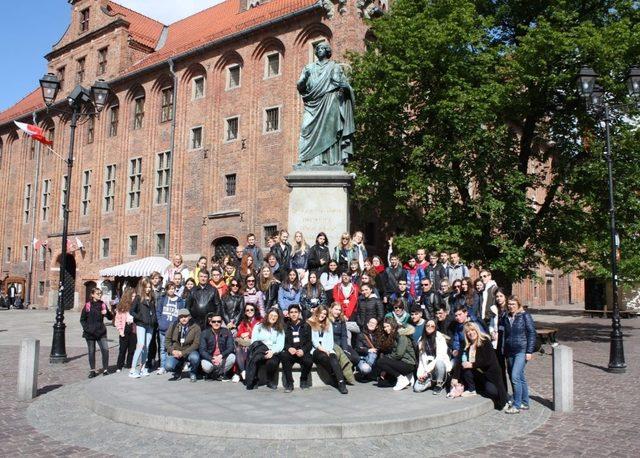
[297,42,355,166]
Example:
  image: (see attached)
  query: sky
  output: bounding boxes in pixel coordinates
[0,0,222,112]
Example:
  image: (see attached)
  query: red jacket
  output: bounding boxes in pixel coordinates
[333,283,359,320]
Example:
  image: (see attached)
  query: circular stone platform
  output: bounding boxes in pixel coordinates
[82,371,493,439]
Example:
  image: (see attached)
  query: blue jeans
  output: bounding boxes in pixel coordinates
[507,353,529,408]
[358,352,378,374]
[165,351,200,377]
[158,332,167,369]
[131,325,153,373]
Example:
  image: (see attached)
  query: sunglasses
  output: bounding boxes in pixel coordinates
[211,320,222,324]
[231,284,239,287]
[394,307,404,310]
[246,309,255,312]
[421,283,430,286]
[247,279,255,282]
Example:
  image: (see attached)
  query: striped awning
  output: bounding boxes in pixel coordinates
[99,256,172,278]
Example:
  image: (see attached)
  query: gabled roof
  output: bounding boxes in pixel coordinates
[0,0,321,128]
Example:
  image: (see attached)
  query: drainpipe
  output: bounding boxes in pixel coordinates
[165,58,177,258]
[26,111,42,307]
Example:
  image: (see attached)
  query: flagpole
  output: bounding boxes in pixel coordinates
[26,113,43,308]
[45,145,66,162]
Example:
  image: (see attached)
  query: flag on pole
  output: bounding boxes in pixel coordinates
[14,121,53,146]
[33,238,41,250]
[66,239,76,253]
[75,237,84,251]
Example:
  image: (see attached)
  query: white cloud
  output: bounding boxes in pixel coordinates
[115,0,225,24]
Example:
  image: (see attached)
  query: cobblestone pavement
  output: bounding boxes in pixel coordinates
[0,309,638,456]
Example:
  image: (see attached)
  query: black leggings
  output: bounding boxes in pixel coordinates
[376,355,414,378]
[313,351,344,384]
[117,325,136,369]
[87,337,109,371]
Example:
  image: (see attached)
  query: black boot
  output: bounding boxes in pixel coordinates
[337,380,348,394]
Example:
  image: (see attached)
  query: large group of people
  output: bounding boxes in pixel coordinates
[80,230,537,413]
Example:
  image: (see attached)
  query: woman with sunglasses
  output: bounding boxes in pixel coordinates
[221,280,245,332]
[243,274,265,317]
[333,232,357,274]
[235,303,262,381]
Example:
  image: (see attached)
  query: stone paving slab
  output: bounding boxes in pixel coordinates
[82,371,493,439]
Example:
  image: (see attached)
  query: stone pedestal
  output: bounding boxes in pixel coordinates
[285,166,353,250]
[18,338,39,401]
[553,345,573,412]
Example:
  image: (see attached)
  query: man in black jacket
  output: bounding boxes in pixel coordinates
[382,254,407,306]
[199,312,236,380]
[417,278,443,321]
[270,229,292,268]
[421,252,447,292]
[280,304,313,392]
[187,270,221,329]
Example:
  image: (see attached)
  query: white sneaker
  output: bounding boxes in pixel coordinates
[241,370,246,380]
[461,390,477,397]
[156,368,166,375]
[116,369,121,373]
[231,374,240,383]
[140,369,150,377]
[393,375,411,391]
[128,371,141,379]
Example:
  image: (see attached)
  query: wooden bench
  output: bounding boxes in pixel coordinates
[536,328,558,354]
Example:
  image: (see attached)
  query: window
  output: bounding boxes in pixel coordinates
[155,151,171,204]
[101,238,110,258]
[86,116,94,144]
[103,164,116,212]
[79,8,90,33]
[128,158,142,209]
[109,105,119,137]
[81,170,91,216]
[57,66,65,91]
[225,117,239,141]
[227,64,241,89]
[38,281,45,296]
[190,126,203,149]
[225,173,237,197]
[5,247,11,263]
[22,246,28,262]
[263,225,278,244]
[129,235,138,256]
[42,179,51,221]
[76,57,86,84]
[39,246,45,262]
[0,139,3,167]
[193,76,205,99]
[60,175,68,220]
[97,47,108,75]
[133,96,145,129]
[47,127,55,147]
[264,107,280,132]
[29,138,36,160]
[265,52,281,78]
[156,233,166,255]
[23,184,32,224]
[160,87,173,123]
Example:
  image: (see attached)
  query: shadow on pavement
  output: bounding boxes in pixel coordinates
[37,384,62,396]
[574,359,609,372]
[530,394,553,410]
[535,320,637,344]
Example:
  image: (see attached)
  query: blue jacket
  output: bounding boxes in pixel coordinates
[452,315,487,352]
[155,296,186,333]
[500,311,536,355]
[251,323,285,352]
[278,285,301,311]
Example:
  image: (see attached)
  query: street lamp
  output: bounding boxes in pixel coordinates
[576,65,639,373]
[39,73,110,363]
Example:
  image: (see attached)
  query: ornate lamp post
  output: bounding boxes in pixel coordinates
[38,73,110,363]
[576,65,640,373]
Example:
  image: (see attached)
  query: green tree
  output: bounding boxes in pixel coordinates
[349,0,640,284]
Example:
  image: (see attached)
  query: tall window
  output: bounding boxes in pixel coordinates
[103,164,116,212]
[129,235,138,256]
[265,52,281,78]
[22,246,28,262]
[79,8,90,33]
[193,76,205,99]
[42,179,51,221]
[29,138,36,160]
[5,247,11,263]
[155,151,171,205]
[160,87,173,122]
[128,158,142,209]
[23,184,32,224]
[86,116,94,144]
[57,66,66,91]
[47,127,55,147]
[156,233,166,254]
[60,175,68,219]
[81,170,91,216]
[227,64,241,89]
[225,173,237,197]
[109,105,119,137]
[190,126,202,149]
[225,117,239,141]
[76,57,86,83]
[265,107,280,132]
[101,238,110,258]
[133,96,145,129]
[97,47,108,75]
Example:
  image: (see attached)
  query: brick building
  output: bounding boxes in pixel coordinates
[0,0,582,309]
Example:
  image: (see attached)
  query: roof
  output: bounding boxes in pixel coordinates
[0,0,320,128]
[99,256,172,277]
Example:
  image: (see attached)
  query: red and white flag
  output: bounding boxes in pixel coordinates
[75,237,84,250]
[14,121,53,146]
[33,238,49,250]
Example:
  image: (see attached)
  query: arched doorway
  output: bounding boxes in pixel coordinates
[55,253,76,310]
[211,237,238,263]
